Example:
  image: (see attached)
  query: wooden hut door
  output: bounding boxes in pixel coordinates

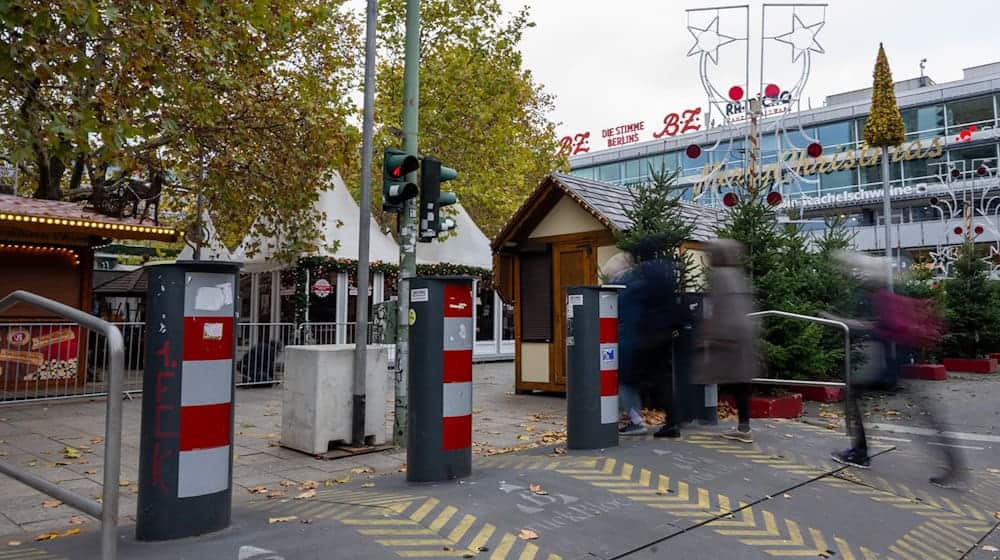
[551,242,594,386]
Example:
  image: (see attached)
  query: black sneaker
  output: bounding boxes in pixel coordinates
[929,473,967,489]
[619,422,648,436]
[654,425,681,439]
[830,448,871,469]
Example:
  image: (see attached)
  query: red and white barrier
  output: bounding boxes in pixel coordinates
[442,283,473,451]
[178,276,233,498]
[599,292,619,424]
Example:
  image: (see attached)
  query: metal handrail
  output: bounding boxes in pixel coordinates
[748,310,851,389]
[0,291,122,560]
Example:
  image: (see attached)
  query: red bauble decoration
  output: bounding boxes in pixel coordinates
[728,85,744,101]
[977,166,989,176]
[806,142,823,158]
[766,191,783,206]
[954,226,964,235]
[723,193,739,207]
[951,169,961,178]
[975,225,985,235]
[764,83,780,98]
[686,144,702,159]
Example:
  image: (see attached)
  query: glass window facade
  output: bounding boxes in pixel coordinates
[946,96,995,130]
[902,104,944,140]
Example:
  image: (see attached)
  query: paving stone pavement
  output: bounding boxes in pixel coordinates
[0,360,567,540]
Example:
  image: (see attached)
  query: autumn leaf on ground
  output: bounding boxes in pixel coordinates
[398,464,407,473]
[525,425,536,432]
[68,516,85,525]
[295,489,316,500]
[6,540,21,546]
[333,476,352,484]
[529,484,548,495]
[268,516,298,524]
[84,470,97,475]
[26,460,37,467]
[118,479,130,487]
[62,447,81,459]
[267,490,287,499]
[351,467,374,475]
[248,486,268,494]
[552,448,566,455]
[42,500,61,509]
[361,482,375,488]
[516,435,530,441]
[34,532,60,542]
[130,486,139,494]
[279,480,295,487]
[90,437,103,445]
[517,529,539,540]
[300,480,319,490]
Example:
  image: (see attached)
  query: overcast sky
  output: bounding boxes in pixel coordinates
[500,0,1000,141]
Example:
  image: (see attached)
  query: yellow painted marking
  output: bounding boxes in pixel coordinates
[834,537,856,560]
[519,543,539,560]
[428,505,458,532]
[621,463,633,480]
[638,468,651,487]
[376,538,452,546]
[601,459,616,474]
[860,547,879,560]
[913,525,967,549]
[891,539,929,560]
[491,533,517,560]
[410,498,440,522]
[358,528,434,536]
[396,551,471,558]
[657,474,670,493]
[447,513,476,543]
[468,523,496,553]
[904,533,960,560]
[342,518,421,526]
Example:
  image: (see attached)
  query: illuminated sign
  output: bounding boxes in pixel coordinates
[557,107,704,156]
[694,136,945,195]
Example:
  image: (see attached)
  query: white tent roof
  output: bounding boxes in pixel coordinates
[416,203,492,270]
[178,209,234,262]
[233,171,399,272]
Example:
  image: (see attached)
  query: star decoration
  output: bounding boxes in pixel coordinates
[930,245,956,277]
[687,16,737,65]
[774,14,825,62]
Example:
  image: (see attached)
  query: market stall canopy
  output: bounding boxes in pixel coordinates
[233,171,399,272]
[0,193,178,243]
[178,209,234,262]
[416,203,492,270]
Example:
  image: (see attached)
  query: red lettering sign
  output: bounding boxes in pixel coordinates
[152,340,178,491]
[654,107,702,139]
[557,132,591,156]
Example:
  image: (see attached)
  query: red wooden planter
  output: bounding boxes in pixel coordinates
[721,393,803,419]
[942,358,997,374]
[989,353,1000,363]
[900,364,947,380]
[796,386,845,403]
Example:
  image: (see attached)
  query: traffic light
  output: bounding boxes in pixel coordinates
[418,156,458,242]
[382,148,419,213]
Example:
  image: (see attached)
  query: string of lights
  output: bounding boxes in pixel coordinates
[0,212,176,237]
[0,243,81,266]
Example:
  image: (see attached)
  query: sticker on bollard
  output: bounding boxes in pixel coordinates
[408,277,474,482]
[137,262,240,541]
[566,286,620,450]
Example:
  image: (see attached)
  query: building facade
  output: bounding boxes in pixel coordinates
[567,61,1000,268]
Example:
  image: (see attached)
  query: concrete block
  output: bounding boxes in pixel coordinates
[281,345,388,454]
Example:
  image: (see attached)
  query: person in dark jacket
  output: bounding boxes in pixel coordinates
[692,239,759,443]
[632,238,685,439]
[607,252,648,435]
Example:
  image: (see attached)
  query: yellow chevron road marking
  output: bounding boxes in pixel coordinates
[0,549,64,560]
[557,458,864,559]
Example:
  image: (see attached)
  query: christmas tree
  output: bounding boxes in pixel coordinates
[862,43,905,148]
[942,241,1000,358]
[616,164,697,290]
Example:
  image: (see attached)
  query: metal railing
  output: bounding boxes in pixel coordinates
[0,291,122,560]
[748,310,851,389]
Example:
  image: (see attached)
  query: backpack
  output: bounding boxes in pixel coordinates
[872,290,944,349]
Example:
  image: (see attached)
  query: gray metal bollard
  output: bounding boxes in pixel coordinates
[674,294,717,425]
[566,285,620,450]
[137,261,240,541]
[407,276,474,482]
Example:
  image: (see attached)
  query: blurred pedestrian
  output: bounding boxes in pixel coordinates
[605,252,647,435]
[826,251,964,487]
[692,239,758,443]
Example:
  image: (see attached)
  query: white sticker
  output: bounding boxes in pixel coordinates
[568,294,584,306]
[567,336,575,346]
[203,322,223,340]
[194,286,228,311]
[566,303,574,319]
[411,288,429,302]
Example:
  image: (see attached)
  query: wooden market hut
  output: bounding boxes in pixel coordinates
[492,173,718,394]
[0,193,177,392]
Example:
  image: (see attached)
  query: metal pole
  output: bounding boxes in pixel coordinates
[353,0,377,447]
[194,191,203,261]
[101,326,124,560]
[394,0,420,447]
[881,146,893,292]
